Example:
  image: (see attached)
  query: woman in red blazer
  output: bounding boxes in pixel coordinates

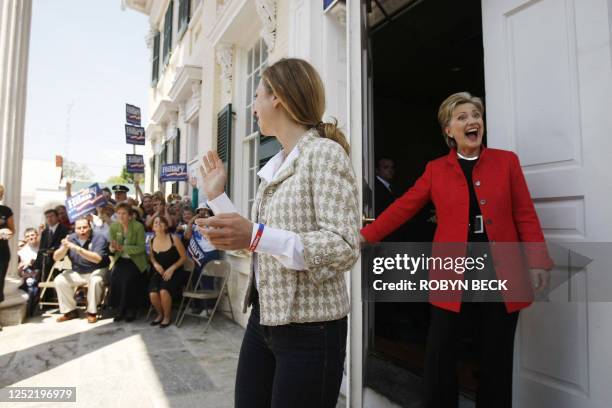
[361,92,553,408]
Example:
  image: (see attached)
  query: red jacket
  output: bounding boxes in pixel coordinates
[361,147,553,313]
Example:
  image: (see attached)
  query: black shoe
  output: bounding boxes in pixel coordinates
[159,321,171,328]
[125,313,136,323]
[150,319,162,326]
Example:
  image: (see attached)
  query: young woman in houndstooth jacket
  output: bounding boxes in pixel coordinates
[197,58,360,408]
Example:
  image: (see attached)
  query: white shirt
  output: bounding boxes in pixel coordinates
[18,244,39,266]
[48,223,58,235]
[376,175,392,192]
[207,147,307,287]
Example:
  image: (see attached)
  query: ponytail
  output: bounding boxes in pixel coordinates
[314,118,350,155]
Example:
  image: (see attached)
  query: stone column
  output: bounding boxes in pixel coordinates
[0,0,32,324]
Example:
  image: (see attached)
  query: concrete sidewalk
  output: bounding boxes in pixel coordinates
[0,312,244,408]
[0,311,347,408]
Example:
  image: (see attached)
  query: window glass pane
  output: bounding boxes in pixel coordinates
[248,49,253,74]
[261,39,268,62]
[246,75,252,104]
[248,168,255,198]
[245,107,251,136]
[253,113,259,134]
[254,41,261,70]
[259,137,281,168]
[249,140,256,167]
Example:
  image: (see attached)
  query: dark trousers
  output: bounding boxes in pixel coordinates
[235,298,347,408]
[424,302,519,408]
[0,256,8,303]
[109,258,141,314]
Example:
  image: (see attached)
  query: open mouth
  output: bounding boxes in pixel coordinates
[465,128,479,142]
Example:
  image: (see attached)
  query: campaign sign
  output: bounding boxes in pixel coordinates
[126,103,141,126]
[125,124,145,145]
[323,0,338,11]
[65,183,108,223]
[160,163,188,182]
[126,154,145,173]
[145,232,155,256]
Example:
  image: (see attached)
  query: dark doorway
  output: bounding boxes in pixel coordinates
[364,0,485,406]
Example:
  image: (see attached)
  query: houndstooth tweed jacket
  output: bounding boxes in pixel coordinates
[244,129,361,326]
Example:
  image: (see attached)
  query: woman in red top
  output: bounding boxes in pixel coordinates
[361,92,553,408]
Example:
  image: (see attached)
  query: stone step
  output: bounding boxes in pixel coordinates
[0,277,28,326]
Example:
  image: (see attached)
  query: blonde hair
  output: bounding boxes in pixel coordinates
[0,184,4,199]
[261,58,350,154]
[437,92,484,149]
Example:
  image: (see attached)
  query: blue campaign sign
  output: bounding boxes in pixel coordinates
[160,163,188,182]
[126,103,141,126]
[125,124,145,145]
[65,183,108,223]
[126,154,145,173]
[145,232,155,256]
[323,0,338,11]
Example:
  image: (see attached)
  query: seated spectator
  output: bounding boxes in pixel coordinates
[141,194,154,218]
[93,205,114,240]
[34,208,70,278]
[145,196,176,231]
[102,187,116,206]
[18,227,40,277]
[131,205,145,223]
[53,218,110,323]
[175,207,194,241]
[148,216,187,327]
[109,202,147,322]
[55,204,73,232]
[18,228,40,315]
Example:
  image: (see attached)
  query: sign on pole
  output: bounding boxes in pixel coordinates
[126,154,145,173]
[160,163,188,182]
[126,103,141,126]
[125,124,145,145]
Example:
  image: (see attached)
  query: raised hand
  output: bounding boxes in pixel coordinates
[200,151,227,200]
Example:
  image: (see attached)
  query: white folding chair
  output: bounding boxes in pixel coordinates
[38,257,72,311]
[175,259,234,331]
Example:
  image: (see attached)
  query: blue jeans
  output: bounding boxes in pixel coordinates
[235,295,347,408]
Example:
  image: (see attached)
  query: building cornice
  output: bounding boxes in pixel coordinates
[151,99,178,124]
[168,65,202,103]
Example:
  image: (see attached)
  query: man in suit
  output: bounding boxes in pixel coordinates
[375,158,396,217]
[33,208,70,279]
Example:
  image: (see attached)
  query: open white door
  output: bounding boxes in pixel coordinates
[482,0,612,407]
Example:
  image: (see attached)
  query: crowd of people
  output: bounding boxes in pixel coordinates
[6,179,218,326]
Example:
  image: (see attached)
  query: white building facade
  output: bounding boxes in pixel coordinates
[0,0,610,405]
[124,1,612,407]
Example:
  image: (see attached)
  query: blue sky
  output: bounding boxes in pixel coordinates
[24,0,150,182]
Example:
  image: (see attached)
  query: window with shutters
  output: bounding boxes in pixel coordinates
[151,31,160,86]
[178,0,190,39]
[217,103,233,198]
[243,38,281,214]
[162,1,173,66]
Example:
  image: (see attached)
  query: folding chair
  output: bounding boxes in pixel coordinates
[146,258,195,321]
[38,256,72,311]
[175,259,234,331]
